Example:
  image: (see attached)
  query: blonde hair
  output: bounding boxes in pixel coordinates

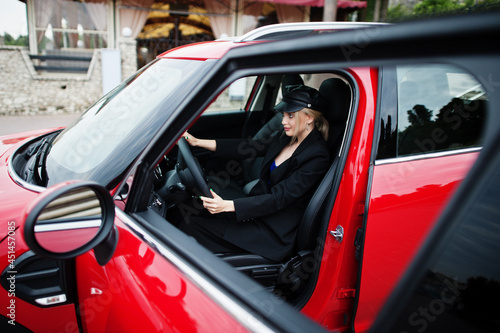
[304,108,329,141]
[289,108,329,144]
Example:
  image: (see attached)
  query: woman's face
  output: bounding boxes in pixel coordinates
[281,110,311,141]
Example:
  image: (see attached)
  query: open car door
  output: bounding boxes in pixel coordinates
[353,12,499,333]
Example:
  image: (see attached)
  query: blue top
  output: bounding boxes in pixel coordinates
[270,160,277,173]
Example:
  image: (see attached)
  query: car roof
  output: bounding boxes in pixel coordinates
[157,21,387,61]
[234,21,389,42]
[157,40,247,61]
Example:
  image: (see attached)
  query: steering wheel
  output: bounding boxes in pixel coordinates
[176,138,212,198]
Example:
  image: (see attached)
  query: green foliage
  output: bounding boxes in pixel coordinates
[16,35,28,47]
[413,0,464,15]
[386,0,500,22]
[387,4,412,21]
[3,32,28,47]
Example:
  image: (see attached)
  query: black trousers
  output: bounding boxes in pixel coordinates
[179,212,248,254]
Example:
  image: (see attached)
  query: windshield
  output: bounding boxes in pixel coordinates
[45,58,213,188]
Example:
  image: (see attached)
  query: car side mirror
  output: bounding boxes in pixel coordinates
[23,181,118,265]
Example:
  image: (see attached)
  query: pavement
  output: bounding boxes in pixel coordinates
[0,114,81,136]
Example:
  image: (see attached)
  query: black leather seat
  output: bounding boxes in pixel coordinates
[221,77,351,295]
[320,78,351,153]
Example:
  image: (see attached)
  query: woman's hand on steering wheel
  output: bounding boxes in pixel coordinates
[183,132,197,146]
[182,131,216,152]
[200,190,235,214]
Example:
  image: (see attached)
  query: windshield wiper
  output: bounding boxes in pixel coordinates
[34,133,57,186]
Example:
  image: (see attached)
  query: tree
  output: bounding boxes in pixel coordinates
[386,0,500,22]
[3,33,15,44]
[387,3,412,21]
[413,0,470,15]
[3,32,28,47]
[373,0,391,21]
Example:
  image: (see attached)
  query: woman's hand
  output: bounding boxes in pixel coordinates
[200,190,235,214]
[182,131,216,151]
[183,132,197,146]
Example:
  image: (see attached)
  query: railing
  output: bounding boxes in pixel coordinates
[137,34,214,69]
[29,50,93,73]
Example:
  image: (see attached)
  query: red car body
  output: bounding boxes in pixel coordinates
[0,15,494,333]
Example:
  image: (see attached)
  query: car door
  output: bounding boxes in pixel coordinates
[353,60,490,331]
[372,130,500,332]
[370,52,500,333]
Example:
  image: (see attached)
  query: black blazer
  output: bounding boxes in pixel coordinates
[214,128,330,261]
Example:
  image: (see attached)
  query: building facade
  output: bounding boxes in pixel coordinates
[0,0,366,115]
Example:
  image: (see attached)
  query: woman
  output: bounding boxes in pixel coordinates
[181,85,330,262]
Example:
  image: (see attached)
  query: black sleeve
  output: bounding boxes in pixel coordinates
[233,148,329,222]
[214,134,277,160]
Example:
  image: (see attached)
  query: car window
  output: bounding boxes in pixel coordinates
[49,61,183,174]
[205,76,258,114]
[45,58,213,187]
[275,73,339,102]
[204,73,337,115]
[396,64,487,157]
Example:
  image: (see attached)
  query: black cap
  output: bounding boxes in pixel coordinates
[274,84,328,113]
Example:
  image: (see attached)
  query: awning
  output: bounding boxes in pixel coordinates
[337,0,367,9]
[251,0,367,9]
[251,0,325,6]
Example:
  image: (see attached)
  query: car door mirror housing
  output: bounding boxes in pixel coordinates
[23,181,117,265]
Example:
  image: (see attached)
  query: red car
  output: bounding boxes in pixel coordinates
[1,13,498,333]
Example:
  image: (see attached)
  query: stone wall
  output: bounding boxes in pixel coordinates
[0,40,138,116]
[120,38,139,80]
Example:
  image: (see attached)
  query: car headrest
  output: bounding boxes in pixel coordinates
[319,78,351,124]
[281,74,304,89]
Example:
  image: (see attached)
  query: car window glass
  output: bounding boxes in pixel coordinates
[205,77,258,113]
[396,64,487,157]
[47,59,206,177]
[275,73,338,102]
